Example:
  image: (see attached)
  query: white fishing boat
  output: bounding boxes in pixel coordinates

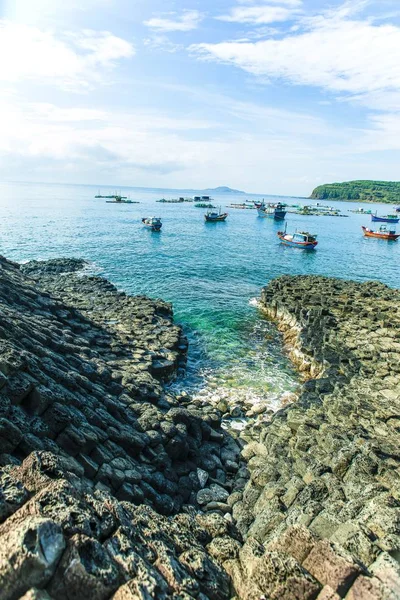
[142,217,162,231]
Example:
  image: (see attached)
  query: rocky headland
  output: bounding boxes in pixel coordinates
[0,257,399,599]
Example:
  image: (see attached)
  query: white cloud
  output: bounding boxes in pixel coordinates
[144,10,203,32]
[144,35,183,54]
[217,5,301,25]
[0,99,221,169]
[0,20,134,91]
[193,3,400,111]
[0,94,357,190]
[1,91,399,192]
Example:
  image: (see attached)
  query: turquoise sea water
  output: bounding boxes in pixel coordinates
[1,181,399,410]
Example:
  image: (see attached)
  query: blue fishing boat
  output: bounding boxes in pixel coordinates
[204,207,228,222]
[278,229,318,249]
[371,212,399,223]
[257,202,286,220]
[142,217,162,231]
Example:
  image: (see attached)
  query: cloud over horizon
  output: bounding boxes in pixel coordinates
[1,0,400,193]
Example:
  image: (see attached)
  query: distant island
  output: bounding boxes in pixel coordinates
[202,186,245,194]
[310,180,400,204]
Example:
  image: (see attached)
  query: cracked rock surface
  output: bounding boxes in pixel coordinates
[225,275,400,599]
[0,259,399,599]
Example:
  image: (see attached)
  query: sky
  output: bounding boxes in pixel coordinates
[1,0,400,195]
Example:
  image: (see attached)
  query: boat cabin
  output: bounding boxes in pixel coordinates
[293,232,317,243]
[379,225,397,235]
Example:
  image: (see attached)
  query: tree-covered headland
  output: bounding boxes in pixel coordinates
[310,180,400,204]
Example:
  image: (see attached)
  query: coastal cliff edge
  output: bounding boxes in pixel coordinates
[0,258,399,599]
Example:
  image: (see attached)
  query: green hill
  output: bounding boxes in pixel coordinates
[310,180,400,204]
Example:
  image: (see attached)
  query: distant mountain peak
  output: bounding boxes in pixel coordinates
[202,186,245,194]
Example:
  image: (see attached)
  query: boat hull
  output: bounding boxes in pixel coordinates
[277,233,317,249]
[204,215,228,222]
[371,215,399,223]
[142,218,162,231]
[362,226,399,240]
[257,208,286,220]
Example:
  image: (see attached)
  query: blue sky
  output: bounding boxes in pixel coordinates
[1,0,400,195]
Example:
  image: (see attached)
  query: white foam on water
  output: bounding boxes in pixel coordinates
[248,297,261,308]
[79,261,103,277]
[168,307,300,429]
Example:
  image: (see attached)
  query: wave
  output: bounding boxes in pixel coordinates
[248,297,261,308]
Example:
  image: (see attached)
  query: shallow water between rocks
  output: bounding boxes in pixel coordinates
[1,181,399,419]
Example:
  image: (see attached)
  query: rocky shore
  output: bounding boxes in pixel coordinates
[226,275,400,599]
[0,256,242,599]
[0,258,399,599]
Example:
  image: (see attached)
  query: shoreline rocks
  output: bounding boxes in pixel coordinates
[0,257,247,516]
[1,257,399,599]
[0,254,257,597]
[225,275,400,599]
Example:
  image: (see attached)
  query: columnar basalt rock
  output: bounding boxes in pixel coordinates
[0,256,242,598]
[1,257,400,599]
[225,275,400,599]
[0,452,234,600]
[0,257,248,515]
[20,258,189,389]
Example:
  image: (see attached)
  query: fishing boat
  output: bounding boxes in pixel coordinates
[204,207,228,222]
[362,226,399,241]
[277,229,318,249]
[371,212,399,223]
[142,217,162,231]
[257,202,286,220]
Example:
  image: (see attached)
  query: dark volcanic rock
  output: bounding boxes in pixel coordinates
[0,255,239,599]
[0,257,234,516]
[1,257,399,599]
[21,258,87,276]
[225,275,400,599]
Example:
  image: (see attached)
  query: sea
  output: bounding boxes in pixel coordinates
[1,181,399,417]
